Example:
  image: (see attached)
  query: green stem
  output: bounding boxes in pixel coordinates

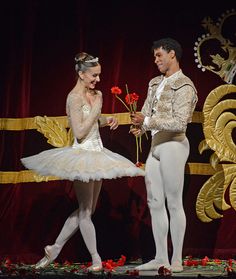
[139,135,142,153]
[115,95,131,112]
[125,83,133,112]
[135,135,139,163]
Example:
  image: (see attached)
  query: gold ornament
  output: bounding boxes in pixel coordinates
[196,84,236,222]
[194,9,236,84]
[35,116,73,147]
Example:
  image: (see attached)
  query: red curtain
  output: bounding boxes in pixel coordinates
[1,0,235,264]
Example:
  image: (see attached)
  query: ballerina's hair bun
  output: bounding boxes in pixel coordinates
[75,52,99,73]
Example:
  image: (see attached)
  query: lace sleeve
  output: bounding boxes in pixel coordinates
[98,115,108,127]
[67,93,102,140]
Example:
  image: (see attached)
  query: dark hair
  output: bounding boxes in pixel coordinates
[74,52,100,74]
[152,38,183,62]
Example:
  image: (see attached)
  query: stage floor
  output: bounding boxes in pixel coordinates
[0,258,235,279]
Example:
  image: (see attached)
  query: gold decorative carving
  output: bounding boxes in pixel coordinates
[194,9,236,84]
[196,84,236,222]
[35,116,73,147]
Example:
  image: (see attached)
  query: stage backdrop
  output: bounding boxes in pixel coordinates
[0,0,236,264]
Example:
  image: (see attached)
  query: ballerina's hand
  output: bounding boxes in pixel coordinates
[107,116,118,130]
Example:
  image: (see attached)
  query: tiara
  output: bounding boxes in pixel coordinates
[84,57,99,63]
[194,9,236,84]
[74,57,99,63]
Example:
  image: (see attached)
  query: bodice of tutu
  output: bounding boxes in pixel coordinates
[66,91,104,152]
[72,104,103,151]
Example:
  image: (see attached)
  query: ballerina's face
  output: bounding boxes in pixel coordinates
[81,65,101,89]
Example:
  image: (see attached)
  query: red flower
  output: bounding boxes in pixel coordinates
[110,84,147,165]
[125,94,134,105]
[131,93,139,101]
[124,94,132,105]
[135,161,143,167]
[111,86,122,95]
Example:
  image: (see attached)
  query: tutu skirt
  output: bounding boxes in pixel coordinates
[21,146,145,183]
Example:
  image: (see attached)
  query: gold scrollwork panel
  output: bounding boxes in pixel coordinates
[197,84,236,222]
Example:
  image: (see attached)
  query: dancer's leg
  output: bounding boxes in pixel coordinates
[35,180,102,269]
[74,180,102,269]
[159,139,189,271]
[136,150,170,270]
[35,197,82,268]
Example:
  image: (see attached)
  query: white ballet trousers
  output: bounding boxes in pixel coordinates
[47,180,102,267]
[144,137,189,269]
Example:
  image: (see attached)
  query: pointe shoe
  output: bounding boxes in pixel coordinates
[35,245,60,269]
[135,259,170,271]
[87,263,103,272]
[171,261,183,273]
[86,254,103,272]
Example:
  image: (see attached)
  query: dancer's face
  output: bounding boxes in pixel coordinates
[153,47,175,76]
[80,65,101,89]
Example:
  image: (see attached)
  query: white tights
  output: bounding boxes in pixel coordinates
[145,137,189,266]
[50,180,102,265]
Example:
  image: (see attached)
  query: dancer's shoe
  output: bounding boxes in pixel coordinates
[171,261,183,272]
[87,263,103,272]
[35,245,60,269]
[135,259,170,271]
[87,254,103,272]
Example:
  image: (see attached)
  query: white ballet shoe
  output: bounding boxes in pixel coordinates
[135,259,170,271]
[35,245,60,269]
[86,254,103,272]
[171,261,183,272]
[87,263,103,272]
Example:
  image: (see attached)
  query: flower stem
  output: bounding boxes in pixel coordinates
[135,135,139,163]
[139,135,142,153]
[125,84,133,112]
[115,95,131,112]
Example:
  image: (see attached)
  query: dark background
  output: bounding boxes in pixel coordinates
[0,0,236,264]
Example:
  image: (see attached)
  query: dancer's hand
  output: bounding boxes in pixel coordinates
[107,116,118,130]
[129,126,142,136]
[130,112,145,126]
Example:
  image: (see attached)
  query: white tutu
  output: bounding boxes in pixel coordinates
[21,102,145,183]
[21,145,145,183]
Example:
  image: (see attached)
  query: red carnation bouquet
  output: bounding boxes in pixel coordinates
[111,84,147,167]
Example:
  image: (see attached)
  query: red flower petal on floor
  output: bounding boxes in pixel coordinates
[158,266,172,276]
[214,259,221,264]
[63,260,72,266]
[105,262,114,270]
[4,257,11,266]
[126,270,139,276]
